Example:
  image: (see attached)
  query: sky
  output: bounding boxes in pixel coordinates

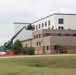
[0,0,76,46]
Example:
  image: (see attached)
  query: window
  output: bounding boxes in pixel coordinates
[36,25,38,30]
[47,46,49,50]
[43,46,45,50]
[42,23,44,28]
[37,35,38,38]
[39,24,40,29]
[36,42,38,46]
[58,18,64,24]
[45,21,47,27]
[48,20,50,25]
[65,34,69,36]
[46,33,50,36]
[58,34,62,36]
[58,26,64,30]
[73,34,76,36]
[34,35,36,39]
[39,34,41,38]
[25,44,27,47]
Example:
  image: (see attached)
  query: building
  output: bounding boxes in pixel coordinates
[14,13,76,41]
[32,13,76,31]
[22,29,76,54]
[14,22,32,42]
[14,13,76,54]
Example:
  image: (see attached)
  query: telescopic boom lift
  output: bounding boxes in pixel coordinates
[2,24,34,52]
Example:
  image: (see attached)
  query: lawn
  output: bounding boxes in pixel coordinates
[0,55,76,75]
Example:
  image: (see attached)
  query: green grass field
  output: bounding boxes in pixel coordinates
[0,55,76,75]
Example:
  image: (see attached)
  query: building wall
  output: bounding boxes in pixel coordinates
[32,13,76,31]
[22,29,76,54]
[55,14,76,29]
[32,15,55,31]
[50,36,76,50]
[14,23,32,42]
[22,39,32,47]
[14,13,76,42]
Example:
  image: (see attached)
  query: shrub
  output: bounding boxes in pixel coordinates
[27,47,35,55]
[13,39,22,54]
[21,47,28,54]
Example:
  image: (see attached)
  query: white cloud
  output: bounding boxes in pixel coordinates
[0,0,76,45]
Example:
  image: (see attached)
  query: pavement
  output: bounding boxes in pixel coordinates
[0,54,76,59]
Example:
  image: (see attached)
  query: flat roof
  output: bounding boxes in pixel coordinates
[21,38,32,42]
[32,13,76,24]
[13,22,31,24]
[13,13,76,25]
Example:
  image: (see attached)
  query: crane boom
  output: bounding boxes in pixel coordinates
[2,24,34,52]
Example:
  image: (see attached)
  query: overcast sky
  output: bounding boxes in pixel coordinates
[0,0,76,46]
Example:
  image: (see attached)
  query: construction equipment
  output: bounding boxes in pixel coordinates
[1,24,34,52]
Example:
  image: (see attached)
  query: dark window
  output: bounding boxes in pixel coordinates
[37,42,38,46]
[48,20,50,25]
[39,24,40,29]
[25,44,27,47]
[65,34,69,36]
[58,34,62,36]
[37,35,38,38]
[45,22,47,27]
[73,34,76,36]
[34,35,36,39]
[46,33,50,36]
[42,23,44,28]
[58,26,64,30]
[54,45,60,50]
[58,18,64,24]
[39,34,41,38]
[47,46,49,50]
[43,46,45,50]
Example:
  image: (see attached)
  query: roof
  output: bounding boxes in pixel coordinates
[13,22,31,24]
[32,13,76,24]
[21,38,33,42]
[13,13,76,25]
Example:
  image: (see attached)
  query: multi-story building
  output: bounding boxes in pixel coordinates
[22,29,76,54]
[32,13,76,31]
[14,13,76,54]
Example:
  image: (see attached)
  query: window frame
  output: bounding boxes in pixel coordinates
[58,18,64,24]
[45,21,47,27]
[48,20,50,26]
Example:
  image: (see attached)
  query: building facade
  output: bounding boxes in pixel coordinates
[14,13,76,54]
[14,13,76,42]
[32,13,76,31]
[14,22,32,42]
[22,29,76,54]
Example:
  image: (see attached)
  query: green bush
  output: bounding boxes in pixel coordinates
[13,39,22,54]
[21,47,28,54]
[27,47,35,55]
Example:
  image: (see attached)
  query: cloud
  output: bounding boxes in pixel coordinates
[0,0,76,45]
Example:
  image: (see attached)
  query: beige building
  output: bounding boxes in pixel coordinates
[21,29,76,54]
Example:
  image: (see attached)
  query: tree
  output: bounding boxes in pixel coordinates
[13,39,22,54]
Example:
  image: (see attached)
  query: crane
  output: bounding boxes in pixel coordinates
[1,24,34,52]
